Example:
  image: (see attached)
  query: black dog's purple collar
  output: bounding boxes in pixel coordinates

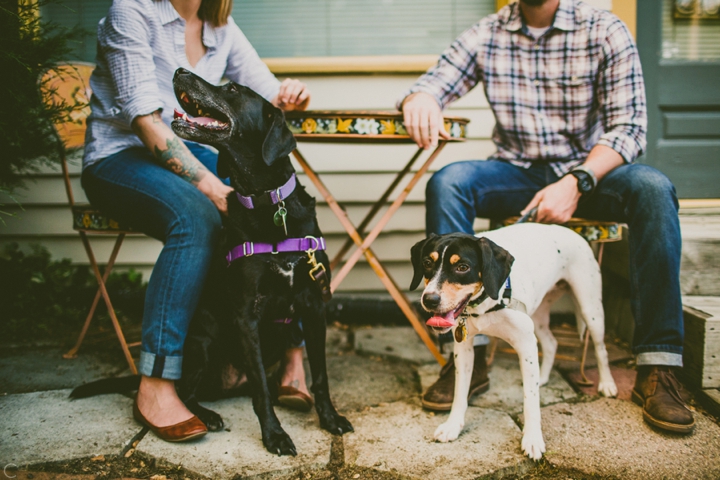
[236,173,297,209]
[226,236,326,264]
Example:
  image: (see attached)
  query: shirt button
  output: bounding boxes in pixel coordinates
[534,44,540,50]
[534,80,540,86]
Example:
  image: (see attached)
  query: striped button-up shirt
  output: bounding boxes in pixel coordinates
[401,0,647,176]
[83,0,280,168]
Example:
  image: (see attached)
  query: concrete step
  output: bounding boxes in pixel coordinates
[681,295,720,416]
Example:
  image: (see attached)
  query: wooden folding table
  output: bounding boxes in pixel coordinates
[285,110,470,366]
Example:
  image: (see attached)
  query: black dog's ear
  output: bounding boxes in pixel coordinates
[475,237,514,300]
[409,234,438,290]
[262,109,296,166]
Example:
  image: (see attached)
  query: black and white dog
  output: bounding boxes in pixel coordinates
[72,69,352,456]
[410,224,617,459]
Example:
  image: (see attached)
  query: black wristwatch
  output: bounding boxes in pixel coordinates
[569,165,597,196]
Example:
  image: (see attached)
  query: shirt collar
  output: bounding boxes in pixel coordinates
[156,0,180,25]
[156,0,217,48]
[502,0,577,34]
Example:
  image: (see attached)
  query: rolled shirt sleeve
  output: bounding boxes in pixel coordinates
[98,1,164,125]
[595,19,647,163]
[223,17,281,103]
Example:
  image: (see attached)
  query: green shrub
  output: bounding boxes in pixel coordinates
[0,243,146,343]
[0,0,87,191]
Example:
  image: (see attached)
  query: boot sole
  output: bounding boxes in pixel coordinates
[631,389,695,434]
[422,379,490,412]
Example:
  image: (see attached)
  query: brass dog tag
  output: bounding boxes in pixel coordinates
[455,318,468,343]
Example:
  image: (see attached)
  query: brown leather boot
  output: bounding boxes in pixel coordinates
[632,366,694,434]
[422,345,490,411]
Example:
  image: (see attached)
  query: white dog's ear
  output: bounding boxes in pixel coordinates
[475,237,514,300]
[409,234,438,290]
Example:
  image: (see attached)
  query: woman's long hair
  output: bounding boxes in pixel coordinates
[199,0,233,27]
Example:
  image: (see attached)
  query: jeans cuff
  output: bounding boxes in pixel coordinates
[636,351,683,367]
[139,351,183,380]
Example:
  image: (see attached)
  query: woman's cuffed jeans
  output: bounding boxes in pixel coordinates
[426,159,684,367]
[81,143,223,379]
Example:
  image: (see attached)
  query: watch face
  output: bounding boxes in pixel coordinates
[572,171,593,194]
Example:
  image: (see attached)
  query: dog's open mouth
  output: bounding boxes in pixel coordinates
[426,295,471,331]
[173,91,230,132]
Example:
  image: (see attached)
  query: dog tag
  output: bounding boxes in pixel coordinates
[455,318,468,343]
[274,203,288,236]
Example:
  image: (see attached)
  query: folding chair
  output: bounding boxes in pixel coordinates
[42,63,139,374]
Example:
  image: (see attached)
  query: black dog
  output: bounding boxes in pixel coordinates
[71,68,352,455]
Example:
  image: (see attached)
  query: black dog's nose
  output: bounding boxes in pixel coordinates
[423,293,441,310]
[174,67,191,79]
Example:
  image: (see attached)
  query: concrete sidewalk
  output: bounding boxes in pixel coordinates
[1,325,720,479]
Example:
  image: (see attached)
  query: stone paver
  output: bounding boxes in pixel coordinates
[354,327,437,364]
[566,365,637,400]
[344,401,531,480]
[0,348,128,395]
[327,353,419,412]
[418,355,577,414]
[542,397,720,480]
[0,389,140,466]
[136,396,333,479]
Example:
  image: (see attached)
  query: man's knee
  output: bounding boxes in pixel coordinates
[426,161,478,201]
[172,196,222,246]
[625,164,678,208]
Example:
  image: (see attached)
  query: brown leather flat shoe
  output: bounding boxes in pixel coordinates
[133,400,208,442]
[277,385,314,412]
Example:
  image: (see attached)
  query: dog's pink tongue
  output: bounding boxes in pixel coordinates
[426,312,456,328]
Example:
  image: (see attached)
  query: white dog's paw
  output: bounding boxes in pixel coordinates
[521,429,546,461]
[434,421,463,443]
[538,375,550,387]
[598,379,618,398]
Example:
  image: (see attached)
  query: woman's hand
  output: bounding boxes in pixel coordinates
[401,92,451,149]
[273,79,311,111]
[196,175,234,216]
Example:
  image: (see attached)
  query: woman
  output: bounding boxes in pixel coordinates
[82,0,312,442]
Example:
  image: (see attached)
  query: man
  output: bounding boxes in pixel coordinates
[399,0,693,433]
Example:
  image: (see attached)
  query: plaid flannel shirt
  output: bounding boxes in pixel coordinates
[400,0,647,176]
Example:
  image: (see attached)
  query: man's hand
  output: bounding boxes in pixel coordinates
[196,175,234,216]
[402,92,450,149]
[522,174,581,224]
[274,79,311,111]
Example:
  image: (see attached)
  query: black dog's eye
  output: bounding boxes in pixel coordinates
[456,264,470,273]
[227,83,239,93]
[422,259,434,269]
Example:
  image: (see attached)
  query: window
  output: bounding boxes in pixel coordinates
[42,0,495,62]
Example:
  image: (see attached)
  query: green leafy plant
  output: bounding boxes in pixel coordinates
[0,243,146,343]
[0,0,86,191]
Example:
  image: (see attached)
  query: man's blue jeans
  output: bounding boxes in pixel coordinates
[82,143,224,379]
[426,160,683,367]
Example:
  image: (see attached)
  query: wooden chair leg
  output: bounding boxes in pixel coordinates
[64,233,125,360]
[78,232,138,374]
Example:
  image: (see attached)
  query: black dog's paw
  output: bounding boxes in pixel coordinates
[320,413,354,436]
[197,409,225,432]
[263,430,297,456]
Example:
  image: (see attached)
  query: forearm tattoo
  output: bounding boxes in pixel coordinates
[154,137,207,184]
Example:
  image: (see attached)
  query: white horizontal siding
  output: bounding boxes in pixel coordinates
[0,74,496,292]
